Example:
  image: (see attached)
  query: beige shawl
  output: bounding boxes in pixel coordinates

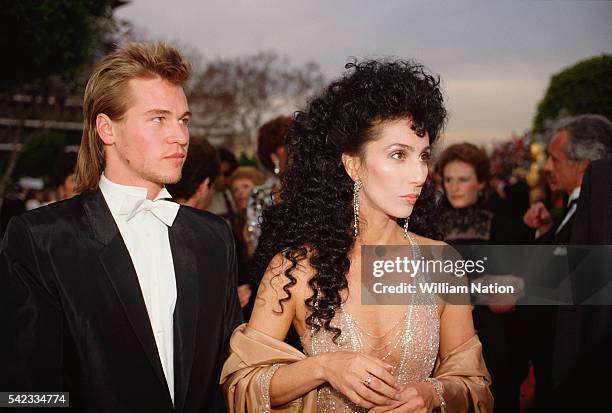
[221,323,493,412]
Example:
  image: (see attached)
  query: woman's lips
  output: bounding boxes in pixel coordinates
[402,194,419,204]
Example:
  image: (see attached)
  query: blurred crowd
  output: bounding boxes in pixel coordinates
[1,110,611,413]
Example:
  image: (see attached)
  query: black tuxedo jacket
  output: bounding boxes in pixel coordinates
[571,159,612,244]
[550,159,612,413]
[0,189,243,412]
[526,195,577,411]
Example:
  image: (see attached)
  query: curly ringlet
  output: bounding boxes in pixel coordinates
[75,42,192,193]
[252,59,447,341]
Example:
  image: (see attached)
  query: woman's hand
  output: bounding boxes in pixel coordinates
[318,352,400,409]
[369,381,436,413]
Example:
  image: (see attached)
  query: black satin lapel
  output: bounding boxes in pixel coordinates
[80,189,119,244]
[98,222,167,390]
[170,212,199,411]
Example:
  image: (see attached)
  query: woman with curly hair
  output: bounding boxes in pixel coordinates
[222,60,493,413]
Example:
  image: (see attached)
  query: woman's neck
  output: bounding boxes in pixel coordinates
[356,203,405,246]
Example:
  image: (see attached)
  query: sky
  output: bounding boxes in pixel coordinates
[115,0,612,149]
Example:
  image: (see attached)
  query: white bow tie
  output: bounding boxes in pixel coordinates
[121,196,179,227]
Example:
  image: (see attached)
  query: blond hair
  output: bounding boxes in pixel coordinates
[75,42,192,193]
[229,166,265,187]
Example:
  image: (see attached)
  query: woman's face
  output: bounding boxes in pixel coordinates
[443,160,484,208]
[354,118,431,220]
[231,178,255,211]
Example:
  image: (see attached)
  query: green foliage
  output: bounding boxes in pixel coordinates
[14,132,67,178]
[0,0,126,89]
[533,54,612,133]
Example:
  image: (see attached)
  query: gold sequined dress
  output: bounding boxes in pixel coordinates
[300,238,440,412]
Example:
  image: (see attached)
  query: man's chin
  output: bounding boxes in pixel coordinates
[158,172,182,185]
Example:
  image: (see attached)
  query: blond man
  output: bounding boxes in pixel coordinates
[0,43,242,412]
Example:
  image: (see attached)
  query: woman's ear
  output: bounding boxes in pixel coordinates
[341,153,361,182]
[96,114,116,145]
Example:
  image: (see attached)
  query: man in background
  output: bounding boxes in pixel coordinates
[167,139,220,210]
[53,151,78,201]
[522,114,612,413]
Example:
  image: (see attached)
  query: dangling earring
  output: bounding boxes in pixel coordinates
[353,179,362,238]
[403,217,410,239]
[273,159,280,175]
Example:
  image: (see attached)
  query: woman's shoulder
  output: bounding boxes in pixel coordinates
[259,250,315,305]
[410,232,446,246]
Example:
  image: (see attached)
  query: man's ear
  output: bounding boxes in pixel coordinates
[96,114,116,145]
[341,153,361,182]
[197,178,211,196]
[577,159,590,174]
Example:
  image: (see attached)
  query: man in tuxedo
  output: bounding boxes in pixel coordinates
[0,42,242,412]
[521,115,612,412]
[551,158,612,413]
[524,114,612,245]
[570,158,612,244]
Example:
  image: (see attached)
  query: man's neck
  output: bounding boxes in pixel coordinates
[103,171,163,200]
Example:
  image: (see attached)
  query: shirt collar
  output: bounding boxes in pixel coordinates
[99,174,178,226]
[567,186,581,208]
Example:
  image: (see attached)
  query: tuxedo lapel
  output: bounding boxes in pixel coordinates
[81,190,168,391]
[169,210,199,411]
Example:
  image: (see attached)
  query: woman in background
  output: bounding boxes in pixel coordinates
[246,116,292,256]
[228,166,265,308]
[437,143,529,413]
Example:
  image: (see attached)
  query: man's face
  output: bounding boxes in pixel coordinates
[543,131,584,195]
[214,161,231,190]
[58,173,77,200]
[107,77,190,190]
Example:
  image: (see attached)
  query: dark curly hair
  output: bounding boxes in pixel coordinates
[252,59,447,341]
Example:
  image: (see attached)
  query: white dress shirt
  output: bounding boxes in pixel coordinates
[556,186,581,235]
[99,174,179,403]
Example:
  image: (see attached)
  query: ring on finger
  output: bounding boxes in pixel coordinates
[363,375,372,387]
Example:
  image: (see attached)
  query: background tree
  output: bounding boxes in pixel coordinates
[187,51,324,152]
[533,54,612,133]
[0,0,127,208]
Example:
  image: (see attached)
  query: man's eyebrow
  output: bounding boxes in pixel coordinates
[144,109,171,116]
[143,109,192,118]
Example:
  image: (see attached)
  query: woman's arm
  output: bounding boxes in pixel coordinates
[248,253,400,409]
[434,303,493,412]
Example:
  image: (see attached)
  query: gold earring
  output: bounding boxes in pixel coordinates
[403,217,410,239]
[353,179,362,238]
